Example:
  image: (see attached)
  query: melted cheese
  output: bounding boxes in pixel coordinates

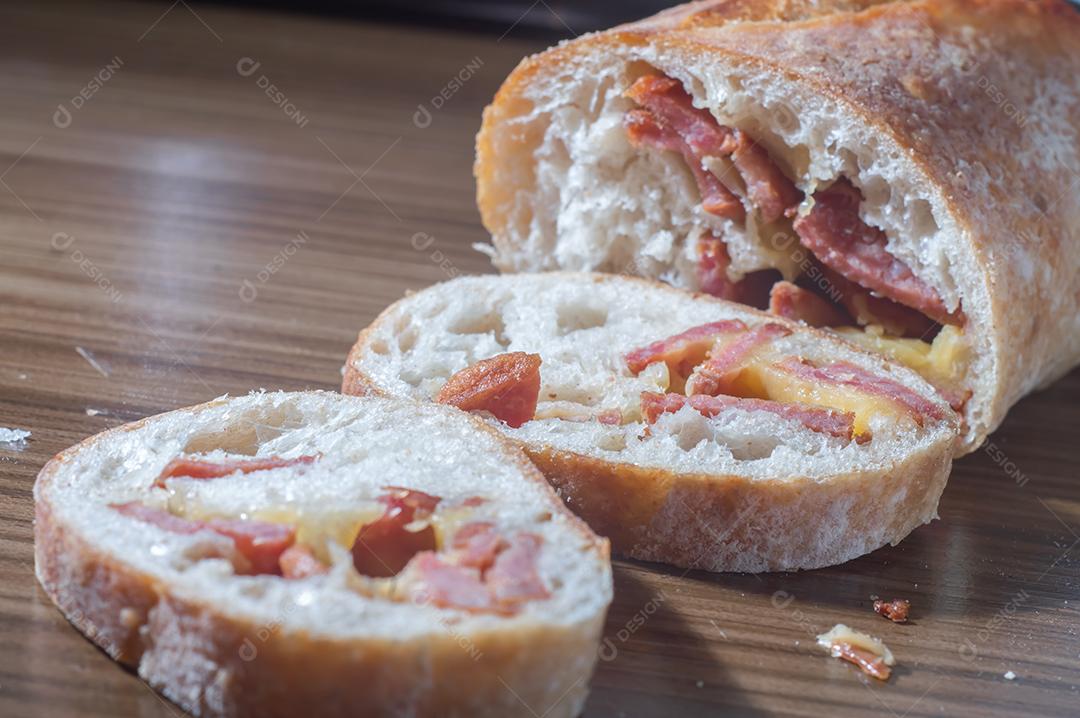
[834,324,967,392]
[737,363,905,437]
[167,489,380,566]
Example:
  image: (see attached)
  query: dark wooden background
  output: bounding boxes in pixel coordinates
[1,2,1078,716]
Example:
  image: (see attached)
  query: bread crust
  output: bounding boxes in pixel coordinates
[35,394,609,718]
[475,0,1080,452]
[343,272,958,572]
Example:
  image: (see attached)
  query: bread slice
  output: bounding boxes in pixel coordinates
[473,0,1080,453]
[34,391,611,718]
[343,273,959,573]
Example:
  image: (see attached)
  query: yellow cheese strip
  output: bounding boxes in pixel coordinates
[738,362,908,437]
[833,324,966,393]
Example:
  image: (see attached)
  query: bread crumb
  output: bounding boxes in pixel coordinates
[873,598,910,622]
[86,408,104,417]
[0,428,30,445]
[817,624,894,681]
[1004,671,1017,680]
[695,680,704,688]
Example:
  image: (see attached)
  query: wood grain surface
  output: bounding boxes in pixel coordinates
[1,2,1078,717]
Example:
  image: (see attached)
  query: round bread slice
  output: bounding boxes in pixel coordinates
[344,273,959,573]
[34,391,611,718]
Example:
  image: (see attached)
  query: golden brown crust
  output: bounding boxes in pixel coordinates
[476,0,1080,451]
[526,442,950,572]
[34,394,609,718]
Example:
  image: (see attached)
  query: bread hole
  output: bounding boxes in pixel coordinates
[184,427,260,456]
[183,405,304,455]
[397,326,418,353]
[448,312,509,346]
[549,577,564,591]
[625,59,663,85]
[781,143,811,181]
[556,303,609,335]
[535,511,553,523]
[907,198,939,239]
[836,148,859,174]
[860,175,892,207]
[589,74,616,119]
[673,423,709,452]
[595,432,627,452]
[368,338,390,355]
[670,421,778,460]
[856,143,879,172]
[605,233,645,276]
[727,438,780,461]
[685,74,709,101]
[399,368,424,387]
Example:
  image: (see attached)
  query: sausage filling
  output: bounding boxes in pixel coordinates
[118,457,549,615]
[624,74,969,409]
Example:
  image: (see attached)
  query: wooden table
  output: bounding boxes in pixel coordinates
[1,3,1077,716]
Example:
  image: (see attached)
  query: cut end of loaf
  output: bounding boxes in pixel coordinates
[475,29,1000,451]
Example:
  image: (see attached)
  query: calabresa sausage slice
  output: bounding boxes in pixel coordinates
[640,391,856,442]
[793,179,960,327]
[768,281,850,327]
[624,76,745,221]
[401,525,549,615]
[685,322,791,396]
[625,108,745,221]
[154,454,320,487]
[352,487,440,578]
[625,320,747,377]
[624,75,802,223]
[279,544,329,579]
[437,352,542,428]
[110,501,296,575]
[777,358,949,425]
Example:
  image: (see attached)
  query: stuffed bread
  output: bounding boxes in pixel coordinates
[474,0,1080,452]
